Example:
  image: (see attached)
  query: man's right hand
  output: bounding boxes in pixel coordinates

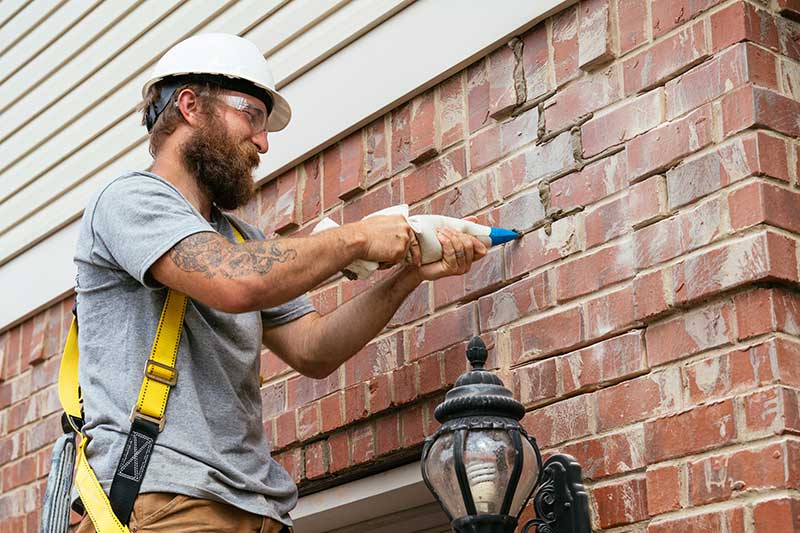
[350,215,421,267]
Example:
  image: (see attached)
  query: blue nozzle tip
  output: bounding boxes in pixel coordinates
[489,227,521,246]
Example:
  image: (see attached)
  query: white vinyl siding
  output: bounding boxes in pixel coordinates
[0,0,573,331]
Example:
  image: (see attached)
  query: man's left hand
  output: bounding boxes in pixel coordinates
[414,217,488,281]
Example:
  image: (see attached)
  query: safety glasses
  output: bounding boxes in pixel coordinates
[213,94,269,135]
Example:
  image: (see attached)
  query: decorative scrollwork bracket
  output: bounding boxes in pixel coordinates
[521,454,591,533]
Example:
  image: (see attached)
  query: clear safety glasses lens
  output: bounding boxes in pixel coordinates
[216,94,268,134]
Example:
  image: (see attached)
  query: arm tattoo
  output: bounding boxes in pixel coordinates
[168,233,297,279]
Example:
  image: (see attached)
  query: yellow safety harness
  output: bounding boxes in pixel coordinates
[56,224,245,532]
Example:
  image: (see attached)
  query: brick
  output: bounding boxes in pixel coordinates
[651,0,715,38]
[509,305,583,364]
[467,59,490,133]
[499,132,577,197]
[520,23,550,101]
[391,101,412,174]
[668,132,790,210]
[722,84,800,138]
[286,370,341,409]
[486,190,545,233]
[342,181,401,224]
[260,349,290,383]
[667,43,778,120]
[683,344,780,405]
[430,169,497,218]
[593,477,648,528]
[329,432,350,473]
[408,303,476,360]
[645,400,736,462]
[344,384,368,424]
[578,0,614,70]
[1,456,37,492]
[688,441,798,505]
[273,449,302,483]
[260,382,286,420]
[552,5,580,87]
[581,88,663,157]
[297,403,320,441]
[646,464,682,516]
[627,104,713,182]
[584,196,631,248]
[557,331,646,393]
[711,1,779,53]
[478,271,553,331]
[522,395,591,448]
[735,288,800,340]
[389,282,429,328]
[555,242,636,302]
[583,285,636,341]
[325,131,366,203]
[544,66,620,134]
[375,413,400,457]
[304,440,327,479]
[549,152,626,213]
[404,148,466,205]
[392,364,416,406]
[754,497,800,532]
[7,397,37,432]
[41,305,62,362]
[417,353,443,396]
[783,56,800,102]
[21,314,45,367]
[368,373,391,414]
[646,301,734,367]
[409,90,438,164]
[514,358,557,407]
[350,424,375,464]
[673,231,798,304]
[433,247,504,309]
[630,175,667,228]
[562,427,646,481]
[487,43,519,117]
[649,507,745,533]
[400,404,425,447]
[469,106,538,172]
[309,284,337,316]
[617,0,648,55]
[596,368,682,431]
[275,411,297,449]
[729,181,800,234]
[505,216,582,279]
[742,381,800,437]
[319,392,343,434]
[364,117,389,188]
[634,270,671,320]
[438,73,465,149]
[778,16,800,61]
[623,21,708,95]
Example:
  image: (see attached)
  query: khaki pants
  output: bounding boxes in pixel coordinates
[75,493,289,533]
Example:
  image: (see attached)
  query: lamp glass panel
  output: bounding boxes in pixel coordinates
[509,437,539,517]
[463,430,515,515]
[424,432,467,519]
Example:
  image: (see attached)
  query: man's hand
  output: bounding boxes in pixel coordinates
[351,215,421,267]
[415,217,488,281]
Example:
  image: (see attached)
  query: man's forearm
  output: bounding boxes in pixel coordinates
[305,266,423,373]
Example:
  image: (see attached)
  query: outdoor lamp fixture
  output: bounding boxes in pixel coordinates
[421,336,591,533]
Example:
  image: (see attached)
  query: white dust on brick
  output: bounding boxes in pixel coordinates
[684,303,731,356]
[438,153,465,190]
[374,336,397,374]
[487,291,521,331]
[700,455,729,499]
[682,199,722,252]
[692,356,727,397]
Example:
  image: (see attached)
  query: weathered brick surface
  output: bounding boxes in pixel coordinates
[4,5,800,531]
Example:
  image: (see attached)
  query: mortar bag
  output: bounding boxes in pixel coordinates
[40,431,77,533]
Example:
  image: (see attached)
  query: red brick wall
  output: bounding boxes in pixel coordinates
[3,0,800,531]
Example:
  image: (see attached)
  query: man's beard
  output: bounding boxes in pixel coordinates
[180,114,260,211]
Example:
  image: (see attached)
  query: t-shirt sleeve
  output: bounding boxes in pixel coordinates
[89,175,214,288]
[225,215,318,327]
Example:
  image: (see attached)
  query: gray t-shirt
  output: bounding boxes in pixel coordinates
[73,171,314,525]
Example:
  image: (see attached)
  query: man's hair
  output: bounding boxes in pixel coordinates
[137,79,223,157]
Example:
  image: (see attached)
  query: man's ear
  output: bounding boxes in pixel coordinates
[175,88,204,127]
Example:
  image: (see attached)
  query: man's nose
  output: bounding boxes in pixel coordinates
[252,130,268,154]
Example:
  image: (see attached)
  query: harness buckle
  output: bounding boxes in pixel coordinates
[144,359,178,386]
[130,406,166,432]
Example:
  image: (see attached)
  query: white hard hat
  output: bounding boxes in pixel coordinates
[142,33,291,131]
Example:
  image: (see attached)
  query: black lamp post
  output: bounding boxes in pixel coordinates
[421,336,591,533]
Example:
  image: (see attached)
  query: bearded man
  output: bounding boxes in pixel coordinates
[72,33,486,533]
